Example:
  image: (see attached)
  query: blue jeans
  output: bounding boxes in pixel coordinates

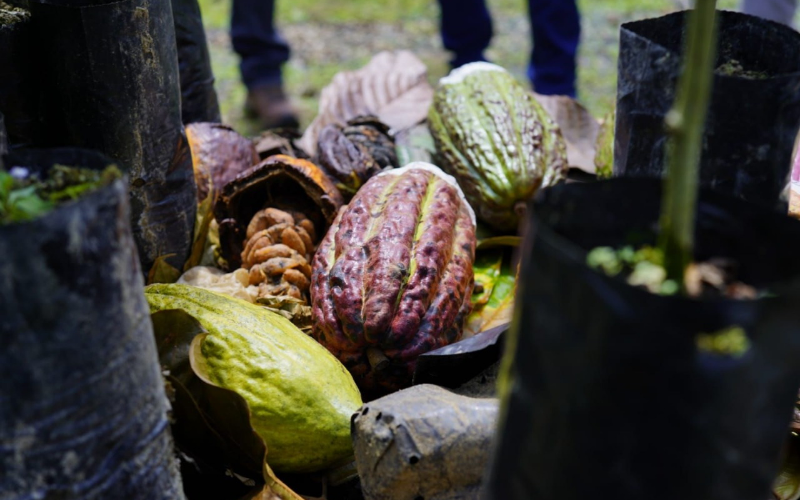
[230,0,289,89]
[438,0,581,97]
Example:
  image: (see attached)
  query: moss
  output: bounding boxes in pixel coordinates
[715,59,770,80]
[0,165,122,224]
[0,0,29,26]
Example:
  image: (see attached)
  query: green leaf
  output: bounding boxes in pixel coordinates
[471,251,503,308]
[465,263,516,337]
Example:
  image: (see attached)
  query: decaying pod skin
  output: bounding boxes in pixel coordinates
[186,122,259,202]
[311,162,476,398]
[429,62,568,231]
[316,115,399,200]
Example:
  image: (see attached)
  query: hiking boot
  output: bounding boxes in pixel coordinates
[244,83,300,130]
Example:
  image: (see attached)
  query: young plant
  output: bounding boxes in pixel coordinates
[659,0,718,288]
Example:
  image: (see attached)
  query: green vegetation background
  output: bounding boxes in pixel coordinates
[197,0,740,136]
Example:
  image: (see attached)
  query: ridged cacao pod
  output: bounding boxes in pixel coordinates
[316,116,399,200]
[187,122,258,202]
[311,162,476,398]
[428,62,568,231]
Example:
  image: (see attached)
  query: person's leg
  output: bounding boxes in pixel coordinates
[527,0,581,97]
[231,0,298,128]
[438,0,493,69]
[231,0,289,88]
[742,0,798,26]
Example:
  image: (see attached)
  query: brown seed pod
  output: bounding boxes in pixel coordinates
[215,154,344,271]
[187,123,259,202]
[316,115,399,200]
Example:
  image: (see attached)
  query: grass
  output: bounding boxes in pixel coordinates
[197,0,741,136]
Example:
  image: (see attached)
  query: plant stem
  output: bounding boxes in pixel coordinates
[659,0,718,288]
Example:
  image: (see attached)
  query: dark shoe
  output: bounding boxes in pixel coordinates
[244,84,300,130]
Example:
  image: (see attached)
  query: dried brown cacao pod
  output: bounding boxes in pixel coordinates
[316,115,399,200]
[254,127,310,161]
[187,122,259,202]
[214,154,344,271]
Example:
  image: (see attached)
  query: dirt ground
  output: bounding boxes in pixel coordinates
[197,0,742,136]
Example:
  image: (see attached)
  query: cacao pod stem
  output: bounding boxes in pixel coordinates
[367,347,389,372]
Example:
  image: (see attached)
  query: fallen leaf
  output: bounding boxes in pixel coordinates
[773,435,800,500]
[476,235,521,250]
[533,92,601,174]
[465,273,515,337]
[471,251,503,307]
[299,51,434,156]
[147,254,182,285]
[184,192,216,272]
[394,123,435,166]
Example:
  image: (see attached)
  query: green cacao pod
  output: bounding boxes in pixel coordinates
[310,162,477,398]
[428,62,568,231]
[145,283,362,473]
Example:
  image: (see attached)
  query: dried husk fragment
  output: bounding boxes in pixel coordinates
[352,384,498,500]
[255,128,310,161]
[316,115,399,199]
[187,122,259,202]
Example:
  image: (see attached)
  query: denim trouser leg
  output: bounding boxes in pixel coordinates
[230,0,290,89]
[742,0,798,26]
[528,0,581,97]
[438,0,493,68]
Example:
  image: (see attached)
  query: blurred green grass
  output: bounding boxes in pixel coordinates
[198,0,739,136]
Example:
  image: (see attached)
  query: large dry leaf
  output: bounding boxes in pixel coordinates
[533,93,601,174]
[299,51,434,156]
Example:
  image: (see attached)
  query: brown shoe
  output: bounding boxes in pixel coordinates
[244,83,300,130]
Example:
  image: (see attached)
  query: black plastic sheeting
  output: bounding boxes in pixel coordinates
[0,0,38,147]
[485,178,800,500]
[173,0,221,124]
[615,10,800,208]
[0,148,184,499]
[29,0,197,274]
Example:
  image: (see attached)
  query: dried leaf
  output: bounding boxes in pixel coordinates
[299,51,434,156]
[774,436,800,500]
[148,254,182,285]
[184,192,216,272]
[256,295,313,333]
[178,266,258,303]
[476,235,521,250]
[533,93,600,174]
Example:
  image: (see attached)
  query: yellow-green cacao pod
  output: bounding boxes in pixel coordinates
[145,283,362,473]
[428,62,568,231]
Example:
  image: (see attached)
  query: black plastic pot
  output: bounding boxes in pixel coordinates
[0,0,39,147]
[484,178,800,500]
[29,0,197,274]
[172,0,221,124]
[615,10,800,208]
[0,148,184,499]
